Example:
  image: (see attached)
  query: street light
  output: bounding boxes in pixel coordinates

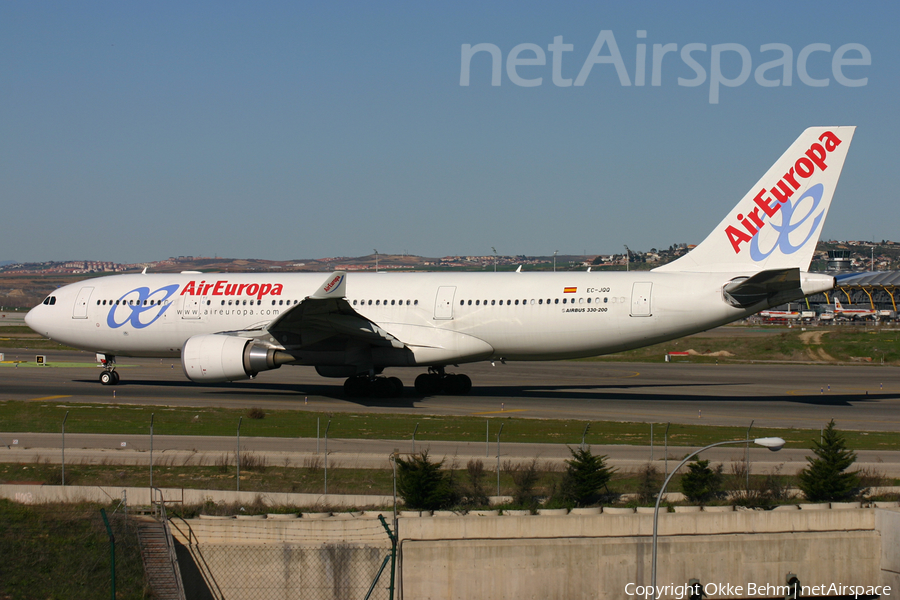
[650,437,785,599]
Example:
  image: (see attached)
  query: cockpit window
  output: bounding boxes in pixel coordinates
[42,296,57,306]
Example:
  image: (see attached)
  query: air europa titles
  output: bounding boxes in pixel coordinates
[725,131,843,254]
[180,280,284,301]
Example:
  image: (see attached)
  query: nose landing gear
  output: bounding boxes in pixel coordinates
[97,355,119,385]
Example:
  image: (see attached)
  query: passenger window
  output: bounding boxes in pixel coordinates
[468,300,472,306]
[414,300,418,305]
[539,299,543,304]
[376,300,381,306]
[555,299,559,304]
[391,300,395,306]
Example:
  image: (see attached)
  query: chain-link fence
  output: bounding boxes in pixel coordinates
[172,517,394,600]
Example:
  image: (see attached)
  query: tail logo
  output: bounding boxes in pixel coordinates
[724,130,842,255]
[749,183,825,261]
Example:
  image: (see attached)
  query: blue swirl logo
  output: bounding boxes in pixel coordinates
[749,183,825,261]
[107,284,180,329]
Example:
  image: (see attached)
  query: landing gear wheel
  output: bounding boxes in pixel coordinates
[415,373,442,396]
[111,371,120,385]
[344,376,369,398]
[387,377,404,397]
[99,371,117,385]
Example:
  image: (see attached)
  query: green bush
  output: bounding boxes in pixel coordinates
[395,451,456,510]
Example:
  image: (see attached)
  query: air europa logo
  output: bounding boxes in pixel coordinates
[180,280,284,301]
[323,275,343,294]
[725,130,842,254]
[108,284,179,329]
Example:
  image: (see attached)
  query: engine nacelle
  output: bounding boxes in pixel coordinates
[182,334,282,383]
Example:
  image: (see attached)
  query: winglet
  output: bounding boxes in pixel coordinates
[310,271,347,299]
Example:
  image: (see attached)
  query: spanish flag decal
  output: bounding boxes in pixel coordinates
[563,287,577,294]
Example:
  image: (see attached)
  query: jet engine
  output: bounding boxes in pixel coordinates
[181,334,286,382]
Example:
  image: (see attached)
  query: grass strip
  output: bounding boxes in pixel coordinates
[2,399,899,451]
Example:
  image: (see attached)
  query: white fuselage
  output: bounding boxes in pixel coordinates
[25,270,751,366]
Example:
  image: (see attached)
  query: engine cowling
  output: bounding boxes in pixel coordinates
[181,334,282,383]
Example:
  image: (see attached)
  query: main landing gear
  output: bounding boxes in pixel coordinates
[98,355,119,386]
[342,367,474,398]
[414,367,472,396]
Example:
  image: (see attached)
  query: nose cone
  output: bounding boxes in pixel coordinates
[24,305,45,335]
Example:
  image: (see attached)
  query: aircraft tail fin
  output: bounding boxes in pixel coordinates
[655,127,855,273]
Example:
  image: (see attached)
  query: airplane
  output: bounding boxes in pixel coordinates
[25,126,855,398]
[834,299,877,319]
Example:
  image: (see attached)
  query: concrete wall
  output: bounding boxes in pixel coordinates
[0,483,393,509]
[161,507,894,600]
[398,510,881,600]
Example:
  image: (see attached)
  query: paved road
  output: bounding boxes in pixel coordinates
[3,347,900,431]
[4,345,900,474]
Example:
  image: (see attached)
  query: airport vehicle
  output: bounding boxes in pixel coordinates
[834,299,877,320]
[759,310,800,320]
[25,127,854,396]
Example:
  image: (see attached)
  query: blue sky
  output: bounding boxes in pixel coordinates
[1,1,896,263]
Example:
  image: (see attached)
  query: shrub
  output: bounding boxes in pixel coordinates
[508,458,541,508]
[635,463,662,505]
[247,407,265,419]
[396,451,455,510]
[464,459,490,507]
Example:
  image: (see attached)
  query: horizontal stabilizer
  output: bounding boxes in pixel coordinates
[723,268,801,308]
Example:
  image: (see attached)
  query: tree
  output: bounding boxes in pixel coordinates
[559,447,615,507]
[798,420,860,502]
[395,451,455,510]
[635,463,662,505]
[680,459,724,504]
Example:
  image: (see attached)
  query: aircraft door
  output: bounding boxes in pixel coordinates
[433,286,456,320]
[181,296,202,320]
[73,287,94,319]
[630,282,652,317]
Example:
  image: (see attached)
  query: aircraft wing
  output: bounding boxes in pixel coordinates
[263,272,406,350]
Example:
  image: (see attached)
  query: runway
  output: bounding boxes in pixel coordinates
[3,346,900,431]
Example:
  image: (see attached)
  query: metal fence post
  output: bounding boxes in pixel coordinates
[496,423,504,497]
[149,413,154,490]
[236,416,243,492]
[62,411,69,486]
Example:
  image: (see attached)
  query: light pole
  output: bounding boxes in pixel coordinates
[553,250,558,272]
[651,437,785,599]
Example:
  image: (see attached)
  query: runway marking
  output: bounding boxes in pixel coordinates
[28,395,72,402]
[471,409,528,415]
